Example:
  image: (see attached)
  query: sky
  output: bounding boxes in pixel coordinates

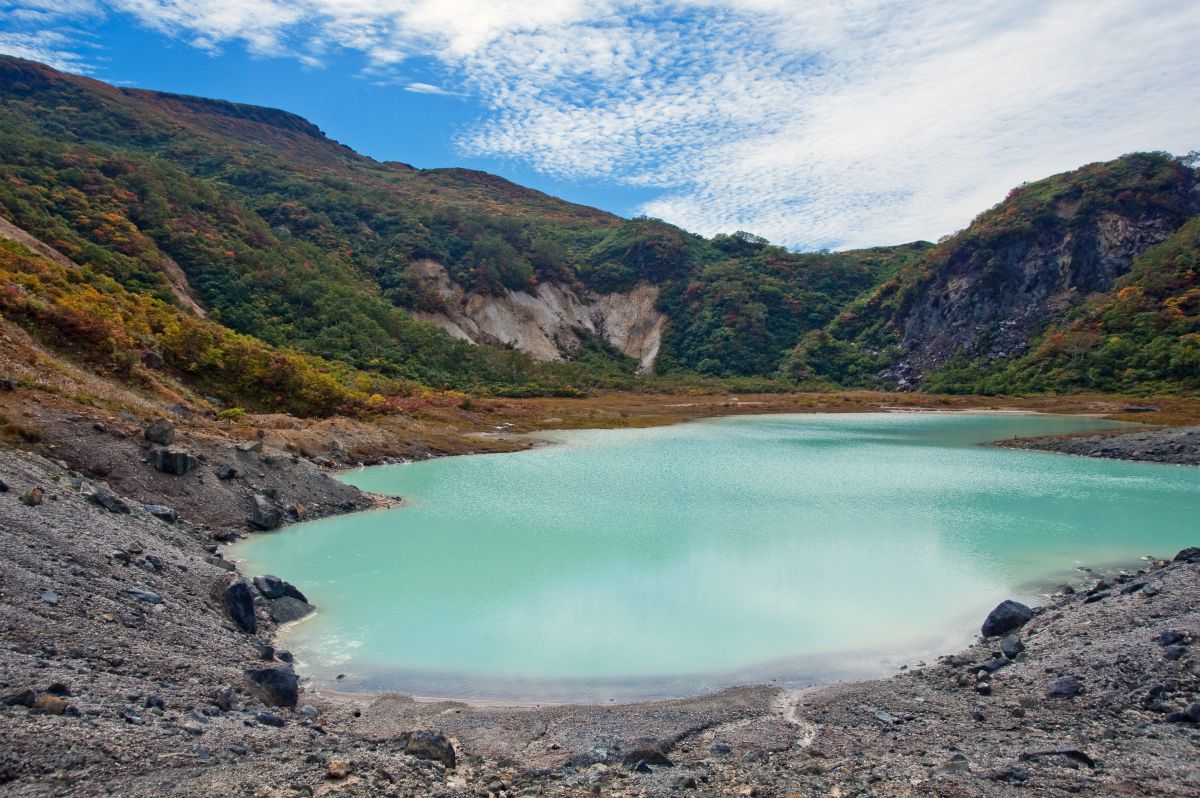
[1,1,1198,251]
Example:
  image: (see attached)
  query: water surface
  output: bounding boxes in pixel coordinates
[234,412,1200,701]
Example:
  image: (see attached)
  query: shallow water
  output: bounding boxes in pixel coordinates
[234,413,1200,701]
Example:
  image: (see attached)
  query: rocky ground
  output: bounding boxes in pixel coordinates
[996,423,1200,466]
[1,383,1198,797]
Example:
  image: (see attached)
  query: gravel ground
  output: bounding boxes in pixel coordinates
[996,424,1200,466]
[1,408,1198,797]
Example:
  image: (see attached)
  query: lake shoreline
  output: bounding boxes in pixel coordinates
[2,391,1199,795]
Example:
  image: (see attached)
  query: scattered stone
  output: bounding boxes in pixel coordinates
[1157,630,1192,646]
[253,574,286,599]
[1164,703,1200,724]
[328,759,353,779]
[268,596,315,624]
[246,666,299,708]
[215,465,238,480]
[212,686,238,712]
[152,449,199,475]
[402,731,457,768]
[19,486,43,506]
[250,494,282,530]
[124,589,162,604]
[990,765,1031,784]
[982,600,1033,638]
[144,504,178,523]
[40,590,59,606]
[1120,581,1146,595]
[1172,547,1200,564]
[622,739,673,769]
[143,418,176,445]
[0,478,8,492]
[255,711,285,727]
[297,706,318,721]
[236,440,263,453]
[1020,748,1096,769]
[223,580,257,634]
[1047,675,1084,698]
[90,490,130,514]
[205,555,236,572]
[1001,635,1025,659]
[4,689,37,707]
[1084,591,1110,604]
[122,709,146,725]
[31,695,68,715]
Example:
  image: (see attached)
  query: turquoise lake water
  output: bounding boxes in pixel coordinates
[233,413,1200,702]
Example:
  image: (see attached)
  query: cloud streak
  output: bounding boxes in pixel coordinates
[2,0,1198,248]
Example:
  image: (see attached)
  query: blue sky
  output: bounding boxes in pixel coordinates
[2,1,1198,251]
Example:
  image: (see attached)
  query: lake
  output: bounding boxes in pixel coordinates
[233,412,1200,702]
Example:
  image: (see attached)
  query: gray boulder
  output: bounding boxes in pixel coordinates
[246,666,299,708]
[90,490,130,514]
[223,580,257,634]
[152,449,199,475]
[250,495,282,530]
[981,600,1033,638]
[253,574,286,599]
[143,418,175,445]
[144,504,178,523]
[269,596,315,624]
[402,731,456,768]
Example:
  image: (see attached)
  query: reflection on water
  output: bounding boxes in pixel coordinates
[233,413,1199,701]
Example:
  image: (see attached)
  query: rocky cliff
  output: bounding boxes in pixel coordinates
[409,261,666,372]
[878,154,1195,386]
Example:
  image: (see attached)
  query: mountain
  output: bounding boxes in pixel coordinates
[780,153,1200,394]
[1,55,1197,406]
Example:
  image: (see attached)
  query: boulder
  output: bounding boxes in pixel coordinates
[1001,635,1025,659]
[246,666,299,708]
[144,504,178,523]
[139,348,165,370]
[402,731,456,768]
[19,487,43,506]
[236,440,263,453]
[253,574,286,599]
[124,589,162,604]
[152,449,199,475]
[143,418,176,445]
[223,580,257,634]
[269,596,315,624]
[90,490,130,514]
[250,495,282,530]
[981,600,1033,638]
[212,685,238,712]
[622,739,674,769]
[1047,675,1084,698]
[1174,547,1200,564]
[281,582,308,603]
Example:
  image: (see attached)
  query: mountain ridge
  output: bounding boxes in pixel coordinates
[1,54,1197,404]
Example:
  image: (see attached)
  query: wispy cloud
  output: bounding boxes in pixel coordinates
[403,81,462,97]
[2,0,1198,248]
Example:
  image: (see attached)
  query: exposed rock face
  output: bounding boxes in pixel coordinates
[409,261,666,372]
[895,210,1182,382]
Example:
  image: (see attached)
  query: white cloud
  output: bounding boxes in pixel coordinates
[403,81,461,97]
[3,0,1198,248]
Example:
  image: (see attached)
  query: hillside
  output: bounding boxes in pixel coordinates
[1,55,1197,403]
[781,153,1200,394]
